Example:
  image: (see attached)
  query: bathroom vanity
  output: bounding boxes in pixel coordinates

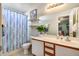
[31,7,79,56]
[31,35,79,56]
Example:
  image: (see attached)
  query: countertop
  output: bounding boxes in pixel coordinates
[31,35,79,50]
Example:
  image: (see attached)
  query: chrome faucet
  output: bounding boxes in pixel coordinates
[65,36,70,41]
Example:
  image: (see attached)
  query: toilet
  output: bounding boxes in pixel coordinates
[22,43,31,55]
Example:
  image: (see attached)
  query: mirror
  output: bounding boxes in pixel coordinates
[58,16,69,36]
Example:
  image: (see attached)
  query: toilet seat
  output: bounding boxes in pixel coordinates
[22,43,31,49]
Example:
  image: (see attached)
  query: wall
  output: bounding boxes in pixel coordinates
[0,4,2,46]
[39,9,73,35]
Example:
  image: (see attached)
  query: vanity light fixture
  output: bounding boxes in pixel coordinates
[47,3,64,9]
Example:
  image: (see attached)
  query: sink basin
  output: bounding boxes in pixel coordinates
[68,37,79,44]
[70,39,79,44]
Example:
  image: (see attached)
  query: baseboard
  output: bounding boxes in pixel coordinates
[1,48,23,56]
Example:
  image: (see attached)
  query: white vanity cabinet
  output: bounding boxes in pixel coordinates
[32,39,55,56]
[55,45,79,56]
[32,39,44,56]
[31,36,79,56]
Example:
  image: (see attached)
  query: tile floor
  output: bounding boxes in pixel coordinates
[0,49,33,56]
[14,50,33,56]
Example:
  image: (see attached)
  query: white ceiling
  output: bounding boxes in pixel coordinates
[2,3,47,16]
[2,3,79,17]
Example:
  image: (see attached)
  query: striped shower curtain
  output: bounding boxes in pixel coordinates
[2,8,28,53]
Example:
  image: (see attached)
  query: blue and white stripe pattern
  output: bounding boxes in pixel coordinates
[2,8,28,53]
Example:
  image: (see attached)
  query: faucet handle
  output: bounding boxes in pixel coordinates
[56,35,59,39]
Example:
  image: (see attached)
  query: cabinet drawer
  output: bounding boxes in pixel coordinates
[45,50,54,56]
[45,53,54,56]
[45,53,50,56]
[45,48,54,54]
[45,42,54,48]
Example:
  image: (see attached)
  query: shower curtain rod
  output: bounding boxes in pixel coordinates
[2,6,27,15]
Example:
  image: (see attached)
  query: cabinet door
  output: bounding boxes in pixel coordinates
[32,39,44,56]
[56,45,79,56]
